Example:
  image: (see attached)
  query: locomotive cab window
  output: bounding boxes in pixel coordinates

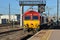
[25,16,30,20]
[32,16,38,20]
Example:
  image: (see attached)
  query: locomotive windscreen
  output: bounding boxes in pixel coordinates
[25,16,30,20]
[32,16,38,20]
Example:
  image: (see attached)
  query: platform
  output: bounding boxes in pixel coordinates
[28,30,60,40]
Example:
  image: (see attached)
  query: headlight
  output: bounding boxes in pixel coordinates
[26,24,29,26]
[31,24,33,25]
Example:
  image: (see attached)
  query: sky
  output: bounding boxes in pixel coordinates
[0,0,60,16]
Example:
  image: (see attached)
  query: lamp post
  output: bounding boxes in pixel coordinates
[57,0,59,26]
[9,3,10,23]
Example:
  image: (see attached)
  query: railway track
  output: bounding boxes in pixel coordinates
[0,28,34,40]
[0,28,23,37]
[0,28,23,40]
[0,24,12,27]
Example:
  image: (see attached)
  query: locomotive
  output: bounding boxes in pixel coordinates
[23,10,48,32]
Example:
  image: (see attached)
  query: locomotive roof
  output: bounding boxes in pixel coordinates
[23,10,40,15]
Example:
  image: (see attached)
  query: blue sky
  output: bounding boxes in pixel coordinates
[0,0,59,16]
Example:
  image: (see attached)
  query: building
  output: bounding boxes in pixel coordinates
[0,14,20,24]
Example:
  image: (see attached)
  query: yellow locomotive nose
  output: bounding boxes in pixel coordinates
[24,20,40,29]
